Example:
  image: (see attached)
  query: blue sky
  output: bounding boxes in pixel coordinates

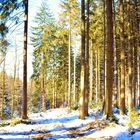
[4,0,60,80]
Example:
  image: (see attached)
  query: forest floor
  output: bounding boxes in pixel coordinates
[0,108,140,140]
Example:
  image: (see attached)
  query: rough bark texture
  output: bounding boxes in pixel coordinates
[119,0,125,115]
[113,0,118,108]
[22,0,28,119]
[79,0,85,120]
[1,60,5,118]
[127,0,133,112]
[85,0,90,116]
[105,0,114,119]
[102,0,106,113]
[89,41,93,105]
[68,5,71,110]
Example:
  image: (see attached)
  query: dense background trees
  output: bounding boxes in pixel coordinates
[0,0,140,121]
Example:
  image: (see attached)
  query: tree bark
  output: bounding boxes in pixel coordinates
[11,41,17,117]
[127,0,133,112]
[73,46,76,106]
[68,2,71,110]
[119,0,125,115]
[79,0,86,120]
[113,0,118,108]
[105,0,114,119]
[102,0,106,113]
[85,0,90,116]
[89,41,93,105]
[1,59,5,118]
[22,0,28,119]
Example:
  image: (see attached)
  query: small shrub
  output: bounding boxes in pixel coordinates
[71,105,79,110]
[0,121,10,127]
[127,109,140,128]
[10,119,36,126]
[90,99,102,111]
[108,114,119,124]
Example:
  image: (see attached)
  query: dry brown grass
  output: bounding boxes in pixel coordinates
[31,133,54,139]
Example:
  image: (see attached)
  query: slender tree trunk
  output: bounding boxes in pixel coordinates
[1,59,5,118]
[105,0,114,119]
[79,0,86,120]
[89,41,93,105]
[41,73,46,112]
[136,0,140,106]
[68,4,71,110]
[127,0,133,112]
[133,39,137,108]
[11,42,17,117]
[113,0,118,107]
[85,0,90,116]
[62,63,65,107]
[119,0,125,115]
[102,0,106,113]
[73,47,76,106]
[138,54,140,106]
[55,81,57,108]
[52,77,55,108]
[22,0,28,119]
[133,0,138,107]
[95,49,98,102]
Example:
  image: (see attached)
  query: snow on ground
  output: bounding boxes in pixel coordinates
[0,108,139,140]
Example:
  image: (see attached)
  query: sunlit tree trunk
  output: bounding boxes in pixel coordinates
[102,0,106,113]
[133,0,138,107]
[105,0,114,118]
[113,0,118,107]
[119,0,125,115]
[138,54,140,106]
[52,77,55,108]
[1,59,6,118]
[127,0,133,112]
[73,47,76,106]
[85,0,90,116]
[79,0,86,120]
[62,63,65,107]
[89,41,93,105]
[136,0,140,105]
[22,0,28,119]
[11,41,17,117]
[68,2,71,110]
[41,73,46,112]
[95,48,100,103]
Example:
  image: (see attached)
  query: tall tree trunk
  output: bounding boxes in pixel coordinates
[89,41,93,105]
[41,73,46,112]
[11,41,17,117]
[119,0,125,115]
[79,0,86,120]
[73,47,76,106]
[95,48,100,102]
[85,0,90,116]
[133,34,137,108]
[133,0,138,107]
[105,0,114,119]
[22,0,28,119]
[102,0,106,113]
[52,77,55,108]
[138,53,140,106]
[62,62,65,107]
[113,0,118,107]
[1,59,5,118]
[127,0,133,112]
[68,3,71,110]
[135,0,140,106]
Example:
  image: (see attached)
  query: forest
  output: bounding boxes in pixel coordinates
[0,0,140,139]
